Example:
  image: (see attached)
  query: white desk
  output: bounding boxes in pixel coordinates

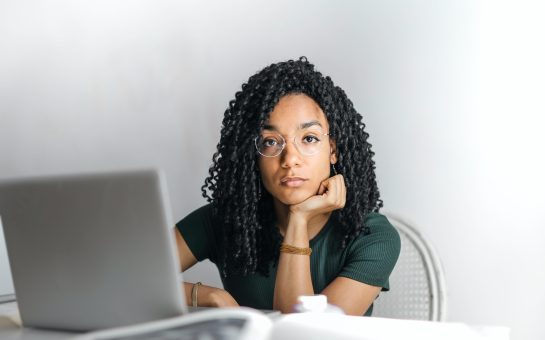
[0,301,510,340]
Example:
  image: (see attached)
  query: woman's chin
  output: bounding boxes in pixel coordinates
[275,191,314,206]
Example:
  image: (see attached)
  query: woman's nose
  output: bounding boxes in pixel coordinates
[280,139,302,168]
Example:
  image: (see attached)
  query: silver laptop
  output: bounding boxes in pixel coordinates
[0,169,187,331]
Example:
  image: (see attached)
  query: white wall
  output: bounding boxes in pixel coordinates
[0,1,543,339]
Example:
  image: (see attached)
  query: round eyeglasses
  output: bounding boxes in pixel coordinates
[254,130,330,157]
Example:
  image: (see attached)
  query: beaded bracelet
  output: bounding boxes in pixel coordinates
[191,282,202,307]
[279,243,312,256]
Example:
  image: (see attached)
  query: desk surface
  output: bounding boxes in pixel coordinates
[0,301,510,340]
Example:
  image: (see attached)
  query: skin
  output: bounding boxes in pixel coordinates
[175,94,382,315]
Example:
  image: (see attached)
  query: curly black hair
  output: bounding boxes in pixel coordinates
[202,57,382,277]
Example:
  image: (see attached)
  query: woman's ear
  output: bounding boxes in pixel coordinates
[329,140,338,164]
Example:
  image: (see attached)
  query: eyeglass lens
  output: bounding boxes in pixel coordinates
[255,129,327,157]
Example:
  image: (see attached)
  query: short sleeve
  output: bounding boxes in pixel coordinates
[338,213,401,291]
[175,204,219,263]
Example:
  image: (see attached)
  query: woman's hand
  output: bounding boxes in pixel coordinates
[198,286,239,307]
[289,174,346,222]
[184,282,239,308]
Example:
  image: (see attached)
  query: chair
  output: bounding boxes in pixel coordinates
[372,212,447,321]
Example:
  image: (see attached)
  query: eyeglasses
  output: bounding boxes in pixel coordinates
[254,129,330,157]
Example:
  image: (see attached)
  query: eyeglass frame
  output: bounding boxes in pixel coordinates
[254,130,332,157]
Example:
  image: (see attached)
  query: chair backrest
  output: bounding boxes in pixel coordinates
[372,212,447,321]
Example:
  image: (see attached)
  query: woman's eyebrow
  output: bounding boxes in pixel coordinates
[262,124,277,131]
[299,121,323,130]
[262,121,323,131]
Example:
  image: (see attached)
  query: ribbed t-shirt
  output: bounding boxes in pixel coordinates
[176,204,400,316]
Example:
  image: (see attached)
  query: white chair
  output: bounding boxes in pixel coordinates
[372,212,447,321]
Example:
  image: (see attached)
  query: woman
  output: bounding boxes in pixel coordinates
[175,57,400,316]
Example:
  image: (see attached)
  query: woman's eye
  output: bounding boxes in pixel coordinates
[302,135,320,144]
[263,138,278,147]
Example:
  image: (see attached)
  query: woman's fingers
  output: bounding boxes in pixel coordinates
[291,175,347,219]
[317,180,328,195]
[339,175,346,208]
[335,175,345,208]
[320,174,345,209]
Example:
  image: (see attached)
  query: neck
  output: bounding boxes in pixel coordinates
[273,199,332,240]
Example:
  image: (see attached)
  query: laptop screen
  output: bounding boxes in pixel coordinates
[0,217,15,301]
[0,169,186,330]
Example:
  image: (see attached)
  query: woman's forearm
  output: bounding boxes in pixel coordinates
[183,282,195,306]
[273,214,314,313]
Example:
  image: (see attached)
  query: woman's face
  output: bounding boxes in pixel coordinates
[258,94,337,206]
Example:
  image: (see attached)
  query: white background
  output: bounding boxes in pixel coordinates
[0,1,544,339]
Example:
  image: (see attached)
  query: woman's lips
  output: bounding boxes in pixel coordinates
[280,176,308,187]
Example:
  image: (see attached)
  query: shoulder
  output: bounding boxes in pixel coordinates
[365,212,400,238]
[336,212,401,289]
[176,203,215,228]
[347,212,401,258]
[175,203,220,262]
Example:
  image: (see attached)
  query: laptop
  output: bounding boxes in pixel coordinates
[0,169,187,331]
[0,216,15,303]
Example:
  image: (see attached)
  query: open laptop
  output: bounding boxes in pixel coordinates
[0,169,187,331]
[0,217,15,304]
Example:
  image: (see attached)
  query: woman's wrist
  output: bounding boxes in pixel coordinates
[184,282,215,307]
[286,210,309,228]
[195,285,216,307]
[283,213,310,246]
[191,282,202,307]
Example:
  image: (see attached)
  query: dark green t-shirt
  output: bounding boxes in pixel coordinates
[176,204,400,315]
